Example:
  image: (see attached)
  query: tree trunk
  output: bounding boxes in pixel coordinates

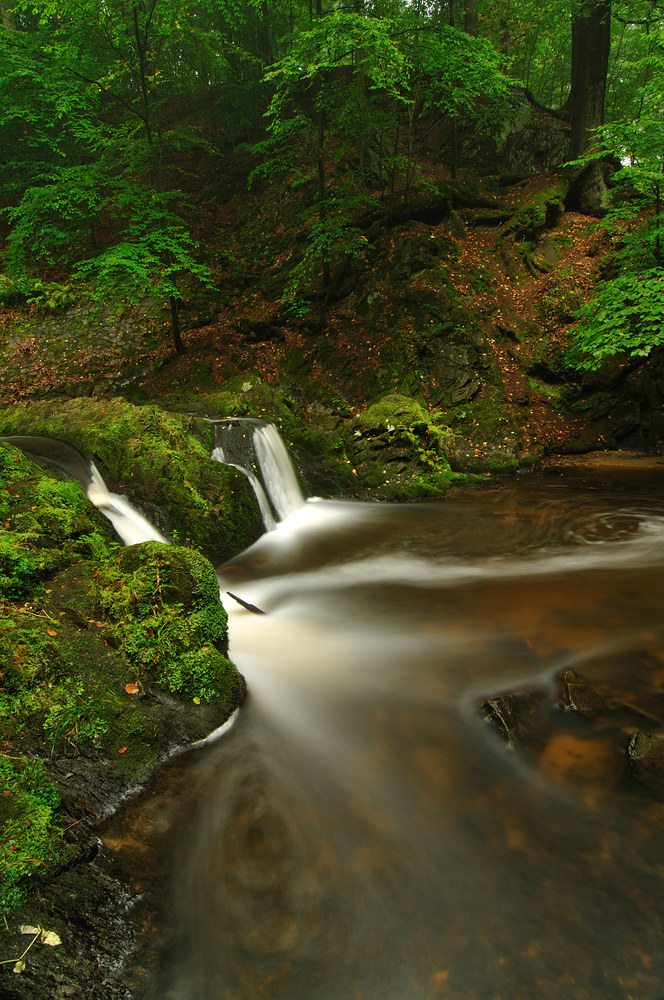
[566,0,611,215]
[463,0,478,36]
[170,295,185,354]
[260,1,274,64]
[0,1,16,29]
[317,109,330,288]
[568,0,611,158]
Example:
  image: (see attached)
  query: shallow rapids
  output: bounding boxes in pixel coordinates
[138,470,664,999]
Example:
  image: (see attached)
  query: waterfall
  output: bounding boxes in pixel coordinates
[2,435,167,547]
[85,464,168,546]
[210,418,305,530]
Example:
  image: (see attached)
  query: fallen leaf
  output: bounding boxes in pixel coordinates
[118,747,127,754]
[193,697,201,705]
[124,682,139,695]
[18,925,40,936]
[40,930,61,947]
[46,629,57,637]
[13,960,25,974]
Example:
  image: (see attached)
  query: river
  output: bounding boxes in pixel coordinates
[107,461,664,1000]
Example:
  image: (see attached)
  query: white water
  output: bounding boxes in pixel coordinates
[211,445,277,531]
[86,463,168,545]
[252,422,306,522]
[211,419,305,529]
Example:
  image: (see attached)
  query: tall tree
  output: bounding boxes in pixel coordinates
[568,0,612,158]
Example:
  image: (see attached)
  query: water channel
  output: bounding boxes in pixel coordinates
[101,452,664,1000]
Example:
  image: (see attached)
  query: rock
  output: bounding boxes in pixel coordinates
[559,669,605,719]
[626,732,664,792]
[480,690,551,754]
[427,343,483,408]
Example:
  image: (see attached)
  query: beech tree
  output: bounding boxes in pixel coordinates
[252,11,408,300]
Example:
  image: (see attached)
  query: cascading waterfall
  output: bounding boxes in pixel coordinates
[9,430,664,1000]
[210,418,306,530]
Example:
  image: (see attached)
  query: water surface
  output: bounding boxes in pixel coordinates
[117,471,664,999]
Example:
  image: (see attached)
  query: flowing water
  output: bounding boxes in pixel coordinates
[6,431,664,997]
[135,463,664,1000]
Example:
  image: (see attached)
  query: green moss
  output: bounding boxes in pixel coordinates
[356,394,430,432]
[92,541,243,705]
[347,394,467,497]
[0,398,263,563]
[0,442,117,599]
[507,182,567,239]
[0,756,67,913]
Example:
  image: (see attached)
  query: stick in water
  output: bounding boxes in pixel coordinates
[226,592,265,615]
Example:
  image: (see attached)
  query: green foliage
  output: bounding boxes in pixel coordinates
[0,755,65,913]
[284,211,370,305]
[569,270,664,368]
[567,71,664,369]
[402,23,512,128]
[26,281,77,313]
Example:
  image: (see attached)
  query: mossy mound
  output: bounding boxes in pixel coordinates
[0,546,245,913]
[0,441,117,598]
[346,393,466,497]
[0,397,263,564]
[91,541,244,707]
[0,437,247,916]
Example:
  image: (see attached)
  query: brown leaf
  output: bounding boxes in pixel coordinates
[124,682,140,695]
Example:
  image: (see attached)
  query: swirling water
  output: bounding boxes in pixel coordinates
[123,470,664,1000]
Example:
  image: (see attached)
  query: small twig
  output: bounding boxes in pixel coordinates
[0,927,41,966]
[63,813,96,833]
[14,607,57,622]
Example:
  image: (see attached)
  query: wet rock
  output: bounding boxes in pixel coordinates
[626,732,664,792]
[559,669,605,719]
[0,861,139,1000]
[480,690,551,755]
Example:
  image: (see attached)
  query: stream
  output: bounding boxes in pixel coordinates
[7,430,663,998]
[111,455,664,1000]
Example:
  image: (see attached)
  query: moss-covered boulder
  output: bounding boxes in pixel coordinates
[0,543,245,913]
[0,435,247,918]
[0,397,264,564]
[346,393,464,497]
[0,441,116,598]
[91,541,243,707]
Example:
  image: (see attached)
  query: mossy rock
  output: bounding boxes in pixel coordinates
[354,393,430,433]
[346,394,463,498]
[90,541,243,708]
[0,547,245,913]
[0,441,117,599]
[0,397,263,564]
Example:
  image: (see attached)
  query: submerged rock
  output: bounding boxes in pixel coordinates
[626,732,664,792]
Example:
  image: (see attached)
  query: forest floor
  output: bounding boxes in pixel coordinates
[0,164,637,466]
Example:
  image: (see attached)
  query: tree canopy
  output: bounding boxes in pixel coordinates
[0,0,662,364]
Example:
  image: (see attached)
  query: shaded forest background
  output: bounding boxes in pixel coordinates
[0,0,662,382]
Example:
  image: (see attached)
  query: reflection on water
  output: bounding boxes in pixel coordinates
[117,473,664,999]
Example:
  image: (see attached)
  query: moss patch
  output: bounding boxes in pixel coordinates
[0,397,263,563]
[0,441,117,598]
[0,756,66,913]
[91,541,243,707]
